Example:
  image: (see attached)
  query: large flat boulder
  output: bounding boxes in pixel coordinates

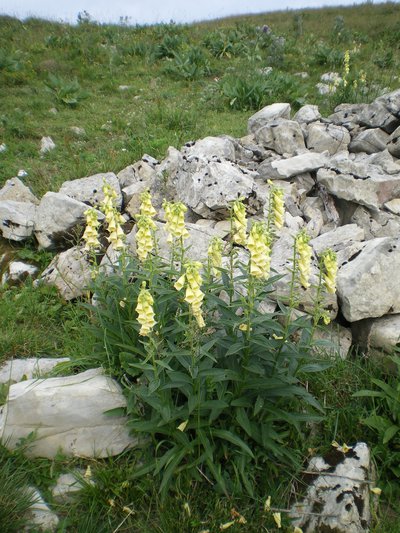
[59,172,121,209]
[0,368,137,458]
[0,200,36,241]
[258,151,328,180]
[248,103,290,134]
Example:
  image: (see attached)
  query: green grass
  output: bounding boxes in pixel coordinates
[1,2,400,531]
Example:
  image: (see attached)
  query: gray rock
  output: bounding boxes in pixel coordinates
[34,192,103,250]
[316,82,334,96]
[384,198,400,215]
[329,103,365,129]
[26,487,59,531]
[52,471,92,503]
[316,167,400,212]
[59,172,121,209]
[320,71,341,84]
[387,125,400,158]
[350,205,400,240]
[337,236,400,321]
[248,103,291,134]
[352,314,400,354]
[0,200,36,241]
[70,126,86,137]
[310,224,365,258]
[290,443,372,533]
[258,151,328,180]
[0,177,39,205]
[118,158,158,189]
[182,136,236,161]
[0,357,70,385]
[254,119,305,156]
[40,136,56,154]
[349,128,390,154]
[312,323,352,359]
[293,104,321,124]
[1,260,39,286]
[39,246,93,300]
[375,88,400,118]
[176,159,258,218]
[0,368,137,459]
[359,102,399,133]
[364,149,400,175]
[306,122,351,154]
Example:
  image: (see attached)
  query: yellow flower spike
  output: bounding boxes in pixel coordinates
[296,231,312,289]
[321,249,338,294]
[136,282,156,336]
[139,190,157,218]
[82,208,101,251]
[264,496,271,512]
[370,487,382,496]
[270,184,285,229]
[220,521,235,531]
[239,323,252,332]
[175,262,205,328]
[231,198,247,245]
[344,49,350,76]
[136,215,156,262]
[247,221,271,279]
[208,237,224,277]
[272,512,282,529]
[163,200,189,241]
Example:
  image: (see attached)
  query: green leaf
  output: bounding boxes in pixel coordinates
[103,407,126,417]
[383,424,400,444]
[212,429,254,458]
[236,408,253,437]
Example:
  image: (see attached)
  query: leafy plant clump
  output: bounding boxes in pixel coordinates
[81,185,337,500]
[45,73,89,107]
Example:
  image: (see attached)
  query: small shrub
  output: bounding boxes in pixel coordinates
[311,42,344,68]
[0,48,22,72]
[163,46,210,80]
[45,73,89,107]
[152,33,185,60]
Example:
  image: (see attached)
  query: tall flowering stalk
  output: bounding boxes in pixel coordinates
[174,261,205,328]
[321,249,338,294]
[268,180,285,230]
[82,207,101,252]
[139,190,157,218]
[162,200,189,243]
[100,182,126,251]
[343,49,350,87]
[208,237,224,278]
[231,198,247,246]
[136,282,156,336]
[136,215,156,262]
[295,230,312,289]
[246,222,271,279]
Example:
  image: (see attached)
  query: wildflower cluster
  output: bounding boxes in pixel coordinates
[296,230,312,289]
[163,200,189,243]
[136,282,156,336]
[82,207,101,252]
[174,261,205,328]
[100,182,125,251]
[231,198,247,245]
[246,222,271,279]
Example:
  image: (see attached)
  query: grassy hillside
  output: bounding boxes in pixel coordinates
[0,2,399,197]
[1,3,400,531]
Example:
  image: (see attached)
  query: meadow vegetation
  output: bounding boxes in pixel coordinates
[1,2,400,531]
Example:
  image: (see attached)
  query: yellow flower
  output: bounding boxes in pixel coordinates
[136,282,156,336]
[183,502,191,517]
[100,183,126,251]
[208,237,224,277]
[139,190,157,218]
[177,420,188,432]
[220,521,235,530]
[136,215,156,261]
[321,311,331,325]
[370,487,382,496]
[231,198,247,245]
[247,221,271,279]
[344,49,350,76]
[163,200,189,243]
[264,496,271,512]
[239,323,252,332]
[332,441,352,453]
[268,181,285,229]
[322,249,338,294]
[174,262,205,328]
[296,231,312,289]
[272,512,282,529]
[83,208,101,251]
[293,528,303,533]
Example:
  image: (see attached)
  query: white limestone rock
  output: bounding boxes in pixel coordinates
[0,177,39,205]
[182,136,236,161]
[384,198,400,215]
[40,136,56,154]
[306,122,351,154]
[350,205,400,240]
[290,443,372,533]
[26,487,59,531]
[0,200,36,241]
[375,88,400,118]
[310,224,365,261]
[39,246,93,300]
[254,119,306,156]
[316,167,400,212]
[293,104,321,124]
[34,192,103,250]
[59,172,121,209]
[52,471,92,503]
[349,128,390,154]
[258,151,328,180]
[0,368,137,458]
[337,236,400,321]
[0,357,69,386]
[312,323,352,359]
[387,125,400,158]
[1,260,39,286]
[352,314,400,354]
[359,102,399,132]
[248,103,291,134]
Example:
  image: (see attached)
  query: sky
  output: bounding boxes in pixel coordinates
[0,0,393,26]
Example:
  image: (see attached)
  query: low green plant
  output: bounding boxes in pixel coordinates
[163,46,210,80]
[45,73,89,107]
[0,48,22,72]
[354,355,400,497]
